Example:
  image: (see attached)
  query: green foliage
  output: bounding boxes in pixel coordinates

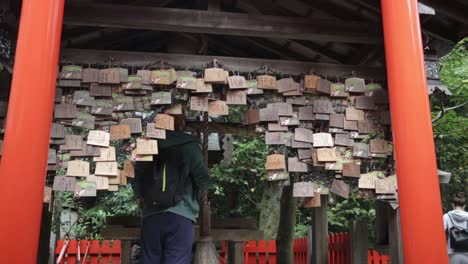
[434,38,468,210]
[209,136,270,218]
[54,185,139,239]
[327,193,376,233]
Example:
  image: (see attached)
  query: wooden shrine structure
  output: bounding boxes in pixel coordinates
[0,0,466,263]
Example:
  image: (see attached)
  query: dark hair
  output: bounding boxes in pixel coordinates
[172,106,186,132]
[452,192,466,207]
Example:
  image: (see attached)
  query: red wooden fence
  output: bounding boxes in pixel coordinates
[368,250,390,264]
[55,240,121,264]
[328,233,350,264]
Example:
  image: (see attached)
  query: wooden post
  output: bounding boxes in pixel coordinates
[227,241,244,264]
[375,200,389,245]
[388,206,404,264]
[310,195,328,264]
[350,221,368,264]
[121,240,132,264]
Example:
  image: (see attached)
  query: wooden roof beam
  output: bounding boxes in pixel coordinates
[63,3,381,44]
[60,48,385,79]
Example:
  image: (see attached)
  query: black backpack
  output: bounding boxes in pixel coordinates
[448,214,468,252]
[140,145,186,211]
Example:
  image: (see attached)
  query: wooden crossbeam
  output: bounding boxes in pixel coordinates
[60,48,385,79]
[63,3,381,44]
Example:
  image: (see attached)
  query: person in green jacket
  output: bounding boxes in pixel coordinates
[132,108,211,264]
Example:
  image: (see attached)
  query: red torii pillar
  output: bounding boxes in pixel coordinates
[0,0,65,263]
[381,0,447,263]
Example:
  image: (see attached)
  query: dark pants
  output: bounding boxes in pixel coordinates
[140,212,194,264]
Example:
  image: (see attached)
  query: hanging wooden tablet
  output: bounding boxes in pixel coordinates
[86,130,110,148]
[304,191,322,207]
[266,154,286,171]
[113,96,135,112]
[204,68,226,83]
[72,112,96,129]
[298,148,312,160]
[82,68,100,83]
[277,78,296,93]
[53,176,76,192]
[313,133,334,147]
[343,120,358,131]
[150,70,171,85]
[371,89,389,105]
[176,76,198,90]
[131,149,153,162]
[331,180,349,199]
[304,74,320,92]
[93,147,116,162]
[268,170,289,181]
[268,123,288,132]
[110,124,131,140]
[257,75,277,90]
[50,123,65,139]
[342,162,361,178]
[291,139,312,149]
[61,65,82,79]
[243,109,260,125]
[353,143,369,158]
[265,132,285,145]
[95,161,118,176]
[325,155,344,171]
[280,114,300,126]
[316,148,337,162]
[57,79,81,87]
[87,174,109,190]
[358,173,377,189]
[345,77,366,93]
[358,120,379,134]
[48,149,57,165]
[369,139,390,154]
[315,114,330,121]
[74,181,97,197]
[70,143,101,157]
[124,75,143,90]
[246,80,263,95]
[267,102,293,116]
[120,118,143,134]
[136,70,151,84]
[123,160,135,178]
[208,100,229,116]
[311,151,325,167]
[89,83,112,97]
[99,68,121,84]
[165,104,183,115]
[194,79,213,93]
[91,100,113,116]
[283,82,303,96]
[334,133,353,147]
[288,157,308,172]
[286,96,307,106]
[316,79,331,94]
[298,106,314,121]
[155,114,175,131]
[150,92,171,105]
[136,138,159,155]
[146,123,167,139]
[294,128,314,143]
[330,83,349,98]
[60,135,83,150]
[67,160,90,177]
[226,90,247,105]
[259,108,279,122]
[54,88,62,103]
[293,182,316,197]
[228,75,248,89]
[355,96,376,110]
[54,104,78,119]
[345,107,365,121]
[329,114,345,128]
[313,99,334,114]
[375,178,396,194]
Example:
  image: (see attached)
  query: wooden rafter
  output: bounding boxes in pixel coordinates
[63,3,381,44]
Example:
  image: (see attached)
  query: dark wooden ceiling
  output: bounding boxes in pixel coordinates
[3,0,467,67]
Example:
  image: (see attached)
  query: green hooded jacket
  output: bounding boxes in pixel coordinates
[132,131,211,222]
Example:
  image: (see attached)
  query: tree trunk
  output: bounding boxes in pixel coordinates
[276,184,297,264]
[258,184,282,239]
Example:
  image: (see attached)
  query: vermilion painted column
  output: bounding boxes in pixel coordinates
[0,0,65,263]
[381,0,448,263]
